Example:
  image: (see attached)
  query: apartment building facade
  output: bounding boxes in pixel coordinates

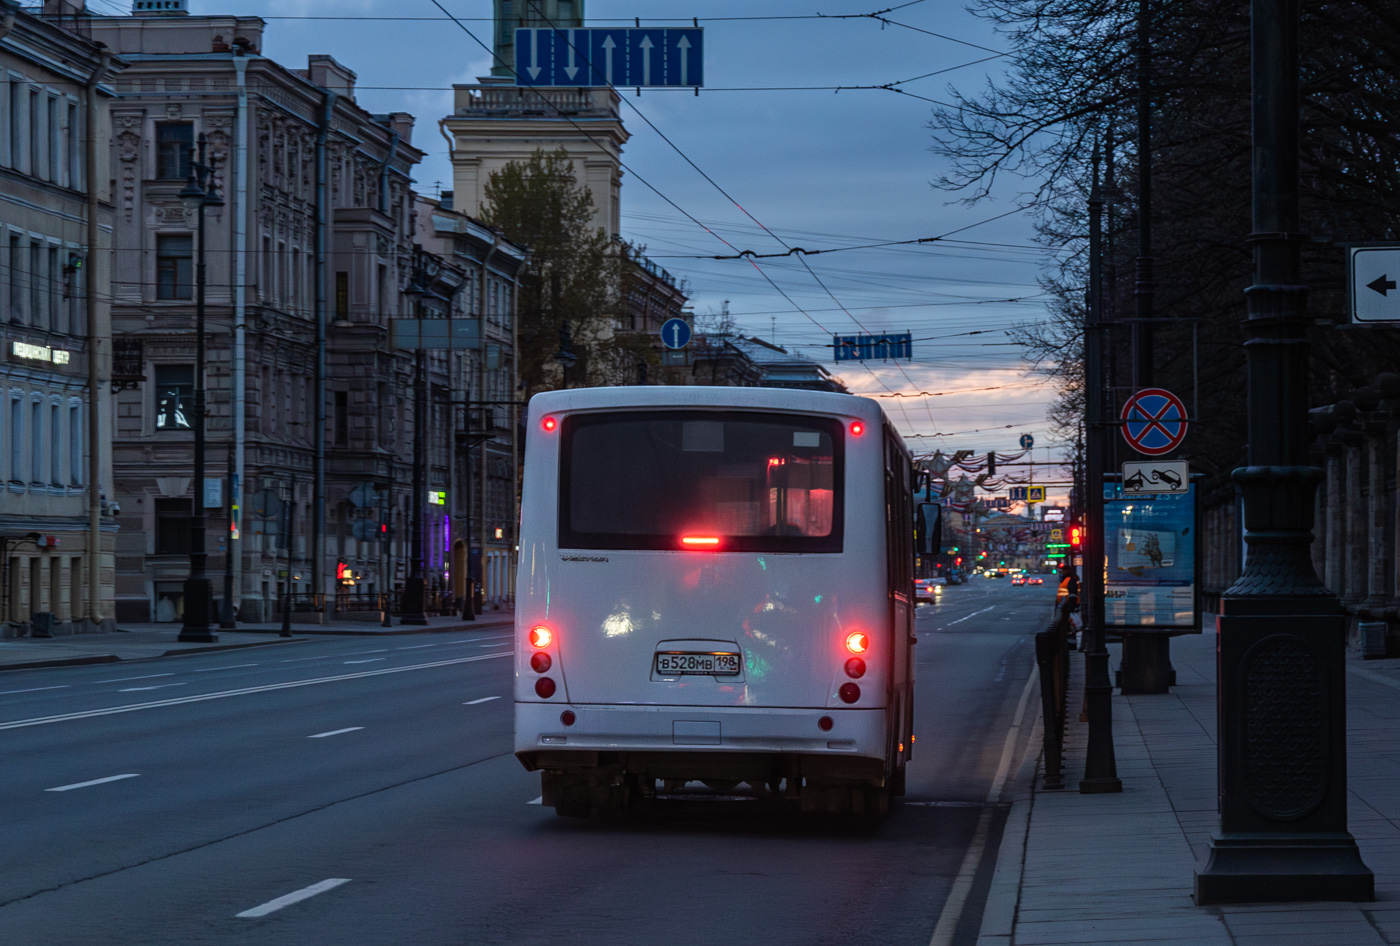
[0,0,119,635]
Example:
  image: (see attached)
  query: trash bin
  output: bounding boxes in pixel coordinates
[30,611,55,639]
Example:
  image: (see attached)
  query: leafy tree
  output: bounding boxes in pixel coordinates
[930,0,1400,477]
[480,148,644,395]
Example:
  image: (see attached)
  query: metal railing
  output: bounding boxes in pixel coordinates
[1035,606,1075,790]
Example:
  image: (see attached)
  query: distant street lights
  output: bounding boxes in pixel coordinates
[177,133,223,643]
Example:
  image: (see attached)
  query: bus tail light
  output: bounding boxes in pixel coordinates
[845,631,869,655]
[850,421,865,437]
[560,710,576,726]
[680,535,721,549]
[844,657,866,679]
[528,625,553,648]
[535,677,557,699]
[838,683,861,704]
[818,716,833,732]
[530,652,552,673]
[541,415,558,432]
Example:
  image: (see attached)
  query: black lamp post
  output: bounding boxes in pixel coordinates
[178,133,223,643]
[1194,0,1372,903]
[219,444,236,628]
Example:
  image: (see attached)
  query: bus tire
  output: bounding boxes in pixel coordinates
[890,762,907,797]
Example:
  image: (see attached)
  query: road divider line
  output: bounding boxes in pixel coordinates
[343,658,386,665]
[927,665,1038,946]
[235,878,351,918]
[0,653,511,731]
[95,673,174,684]
[119,683,189,692]
[943,606,996,628]
[0,685,69,695]
[479,643,511,648]
[192,663,259,672]
[308,727,364,739]
[463,696,500,705]
[46,773,139,792]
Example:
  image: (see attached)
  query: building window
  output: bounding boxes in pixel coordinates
[68,403,81,485]
[8,395,21,482]
[7,233,20,322]
[333,390,348,446]
[336,271,348,320]
[49,403,60,486]
[67,102,79,189]
[155,122,193,180]
[28,240,40,326]
[46,95,57,182]
[156,234,193,300]
[30,399,42,484]
[154,498,192,555]
[154,364,193,430]
[8,80,21,172]
[47,245,59,333]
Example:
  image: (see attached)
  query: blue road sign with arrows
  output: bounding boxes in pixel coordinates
[660,318,692,350]
[514,28,703,88]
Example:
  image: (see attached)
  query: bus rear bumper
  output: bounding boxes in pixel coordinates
[514,701,888,782]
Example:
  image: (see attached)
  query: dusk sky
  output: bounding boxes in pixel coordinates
[161,0,1072,500]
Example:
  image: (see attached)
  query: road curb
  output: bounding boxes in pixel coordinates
[0,654,122,672]
[975,705,1043,946]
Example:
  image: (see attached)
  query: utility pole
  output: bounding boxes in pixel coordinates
[1120,0,1176,694]
[1081,144,1121,794]
[1194,0,1372,903]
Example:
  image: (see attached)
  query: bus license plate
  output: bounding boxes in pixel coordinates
[656,652,741,676]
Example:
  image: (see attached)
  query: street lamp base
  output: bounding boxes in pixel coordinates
[1195,835,1373,904]
[399,576,428,626]
[178,576,218,643]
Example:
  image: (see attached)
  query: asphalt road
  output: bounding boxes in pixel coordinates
[0,577,1054,946]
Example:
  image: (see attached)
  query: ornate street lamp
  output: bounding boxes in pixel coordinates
[177,133,223,643]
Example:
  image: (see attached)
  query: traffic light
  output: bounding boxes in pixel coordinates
[987,451,996,475]
[1069,525,1083,550]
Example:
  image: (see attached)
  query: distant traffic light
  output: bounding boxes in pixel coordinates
[1070,525,1083,549]
[987,451,996,475]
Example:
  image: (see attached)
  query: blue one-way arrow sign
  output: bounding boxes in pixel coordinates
[514,28,704,88]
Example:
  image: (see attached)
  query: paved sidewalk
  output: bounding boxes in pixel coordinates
[980,627,1400,946]
[0,609,515,671]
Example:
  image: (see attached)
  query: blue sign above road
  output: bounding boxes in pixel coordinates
[514,28,704,88]
[660,318,692,350]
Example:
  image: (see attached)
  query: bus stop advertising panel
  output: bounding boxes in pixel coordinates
[1102,481,1200,632]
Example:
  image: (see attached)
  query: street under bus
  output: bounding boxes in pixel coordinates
[513,386,925,819]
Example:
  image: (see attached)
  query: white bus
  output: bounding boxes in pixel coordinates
[513,386,918,817]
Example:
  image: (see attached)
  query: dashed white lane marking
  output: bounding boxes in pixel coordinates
[0,653,511,731]
[308,727,364,739]
[527,796,543,805]
[463,696,500,705]
[46,773,140,792]
[479,643,511,648]
[944,606,996,627]
[96,673,174,684]
[278,655,335,663]
[343,658,386,665]
[0,685,69,695]
[236,878,351,918]
[395,643,441,651]
[192,663,258,672]
[119,683,189,693]
[341,649,389,657]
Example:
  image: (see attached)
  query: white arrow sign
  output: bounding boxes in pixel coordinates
[677,35,691,86]
[602,35,616,85]
[639,35,654,86]
[564,29,579,81]
[528,30,541,80]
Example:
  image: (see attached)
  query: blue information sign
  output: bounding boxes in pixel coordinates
[514,28,703,88]
[660,318,691,350]
[832,332,912,362]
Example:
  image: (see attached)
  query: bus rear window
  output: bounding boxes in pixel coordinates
[559,411,844,552]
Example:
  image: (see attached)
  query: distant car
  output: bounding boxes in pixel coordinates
[1011,575,1026,586]
[914,577,945,602]
[1028,576,1044,585]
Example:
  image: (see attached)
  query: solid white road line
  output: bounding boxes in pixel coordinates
[46,773,140,792]
[119,683,189,693]
[0,653,512,731]
[463,696,500,705]
[341,649,389,656]
[192,664,259,672]
[927,665,1039,946]
[235,878,351,918]
[308,727,364,739]
[944,606,996,627]
[0,685,69,695]
[343,658,386,665]
[479,643,511,648]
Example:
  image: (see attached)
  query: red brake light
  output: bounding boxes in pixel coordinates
[681,536,721,549]
[534,677,557,698]
[850,421,865,437]
[845,631,869,655]
[529,625,553,648]
[530,652,552,673]
[838,682,861,704]
[541,416,557,432]
[844,657,866,679]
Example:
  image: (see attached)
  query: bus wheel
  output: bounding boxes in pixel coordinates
[890,762,907,797]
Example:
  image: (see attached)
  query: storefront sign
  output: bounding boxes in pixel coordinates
[11,341,71,365]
